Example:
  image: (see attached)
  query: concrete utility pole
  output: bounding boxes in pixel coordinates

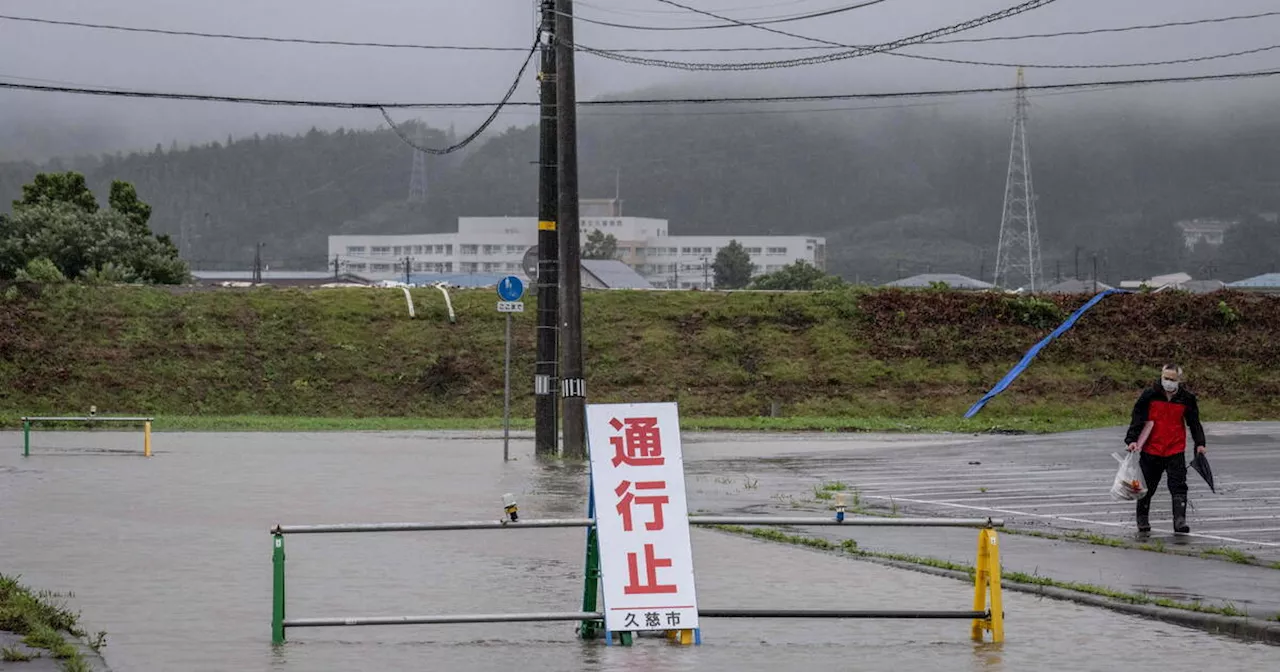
[556,0,587,460]
[535,0,561,457]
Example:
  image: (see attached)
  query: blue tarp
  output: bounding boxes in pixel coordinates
[964,289,1128,419]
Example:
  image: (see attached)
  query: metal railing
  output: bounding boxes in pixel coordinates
[20,416,154,457]
[270,513,1005,646]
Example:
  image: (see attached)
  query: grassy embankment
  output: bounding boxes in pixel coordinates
[0,574,104,671]
[2,283,1278,432]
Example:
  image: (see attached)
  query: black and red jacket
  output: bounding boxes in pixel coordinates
[1124,383,1207,457]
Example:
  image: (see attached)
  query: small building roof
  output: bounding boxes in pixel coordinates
[1227,273,1280,289]
[581,259,654,289]
[1043,277,1114,293]
[883,273,995,290]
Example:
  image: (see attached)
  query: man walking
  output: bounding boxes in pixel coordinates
[1125,364,1207,534]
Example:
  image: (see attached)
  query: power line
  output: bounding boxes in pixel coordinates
[377,40,539,154]
[3,67,1279,109]
[577,0,1062,71]
[887,41,1280,71]
[3,9,1277,55]
[566,0,890,31]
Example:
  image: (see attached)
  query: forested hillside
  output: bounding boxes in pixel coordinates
[3,101,1279,283]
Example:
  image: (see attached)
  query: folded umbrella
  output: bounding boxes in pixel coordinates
[1190,452,1216,493]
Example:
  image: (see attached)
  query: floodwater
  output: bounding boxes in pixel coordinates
[1,430,1277,672]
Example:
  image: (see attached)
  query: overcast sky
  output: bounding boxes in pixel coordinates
[2,0,1279,160]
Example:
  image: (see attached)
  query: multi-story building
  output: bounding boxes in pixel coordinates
[328,199,826,288]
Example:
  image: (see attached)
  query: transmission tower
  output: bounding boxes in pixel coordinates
[993,67,1043,292]
[408,125,428,203]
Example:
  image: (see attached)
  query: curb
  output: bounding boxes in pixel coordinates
[850,553,1280,646]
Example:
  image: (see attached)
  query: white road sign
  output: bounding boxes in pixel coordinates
[497,301,525,313]
[586,402,699,634]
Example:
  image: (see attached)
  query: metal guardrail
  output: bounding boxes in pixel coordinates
[269,514,1006,646]
[20,416,154,457]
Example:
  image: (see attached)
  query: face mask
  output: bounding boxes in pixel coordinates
[1162,379,1179,393]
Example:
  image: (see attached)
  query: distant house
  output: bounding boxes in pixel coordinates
[1119,272,1193,291]
[191,270,370,287]
[882,273,995,291]
[1227,273,1280,293]
[1176,218,1237,251]
[581,259,654,290]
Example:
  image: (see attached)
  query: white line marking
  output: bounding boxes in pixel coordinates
[862,494,1280,548]
[1197,527,1280,535]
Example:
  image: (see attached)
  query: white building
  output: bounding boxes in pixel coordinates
[328,199,826,289]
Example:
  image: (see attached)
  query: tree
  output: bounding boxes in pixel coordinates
[712,239,755,289]
[1,172,189,284]
[582,229,618,260]
[15,171,98,212]
[750,260,845,290]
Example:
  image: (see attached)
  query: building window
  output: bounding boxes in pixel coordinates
[414,246,424,254]
[507,245,523,253]
[767,247,787,255]
[345,246,366,255]
[461,262,478,272]
[348,263,367,272]
[371,246,391,256]
[746,247,762,255]
[461,245,479,255]
[483,245,503,255]
[371,263,392,272]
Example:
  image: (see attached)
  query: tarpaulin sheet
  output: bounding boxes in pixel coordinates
[964,289,1128,418]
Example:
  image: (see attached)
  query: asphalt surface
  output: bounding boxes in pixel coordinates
[750,422,1280,561]
[678,423,1280,622]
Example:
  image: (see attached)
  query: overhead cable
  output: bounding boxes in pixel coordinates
[577,0,1061,71]
[4,9,1277,54]
[2,68,1279,109]
[567,0,890,30]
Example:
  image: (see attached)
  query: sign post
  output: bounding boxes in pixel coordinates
[585,402,700,645]
[497,276,526,462]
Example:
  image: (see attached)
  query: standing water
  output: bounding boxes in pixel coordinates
[1,431,1276,671]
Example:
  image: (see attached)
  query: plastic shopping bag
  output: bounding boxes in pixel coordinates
[1110,451,1148,501]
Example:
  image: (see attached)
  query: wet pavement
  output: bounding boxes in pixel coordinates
[2,428,1279,671]
[678,423,1280,561]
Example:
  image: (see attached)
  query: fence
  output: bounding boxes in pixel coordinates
[270,512,1004,647]
[20,416,154,457]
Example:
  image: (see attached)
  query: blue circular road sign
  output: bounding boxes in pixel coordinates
[497,275,525,302]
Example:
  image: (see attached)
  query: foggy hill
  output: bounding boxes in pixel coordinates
[2,98,1279,282]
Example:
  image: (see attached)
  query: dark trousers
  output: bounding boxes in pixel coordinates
[1137,451,1188,513]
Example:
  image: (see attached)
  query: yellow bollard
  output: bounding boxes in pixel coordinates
[144,420,152,457]
[971,527,1004,643]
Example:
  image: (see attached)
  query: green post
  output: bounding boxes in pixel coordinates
[578,482,604,641]
[22,420,30,457]
[272,531,286,645]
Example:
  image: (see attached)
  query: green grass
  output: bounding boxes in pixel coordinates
[3,284,1279,427]
[999,526,1280,569]
[2,646,35,662]
[1,413,1126,434]
[708,526,1262,620]
[0,574,96,670]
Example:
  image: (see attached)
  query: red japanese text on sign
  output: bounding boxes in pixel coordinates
[615,480,668,532]
[609,416,664,467]
[624,543,677,595]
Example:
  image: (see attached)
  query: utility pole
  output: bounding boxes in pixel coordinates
[534,0,560,457]
[556,0,587,460]
[1092,253,1098,293]
[252,242,264,284]
[333,254,340,280]
[405,256,411,284]
[1074,245,1080,280]
[702,257,709,289]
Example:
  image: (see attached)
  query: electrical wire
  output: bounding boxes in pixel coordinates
[3,68,1279,109]
[576,0,1061,71]
[567,0,890,31]
[623,0,1277,71]
[3,9,1277,54]
[377,40,539,154]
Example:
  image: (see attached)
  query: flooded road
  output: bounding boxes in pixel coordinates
[2,430,1277,671]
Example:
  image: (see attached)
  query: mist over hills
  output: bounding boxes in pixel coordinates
[2,81,1278,284]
